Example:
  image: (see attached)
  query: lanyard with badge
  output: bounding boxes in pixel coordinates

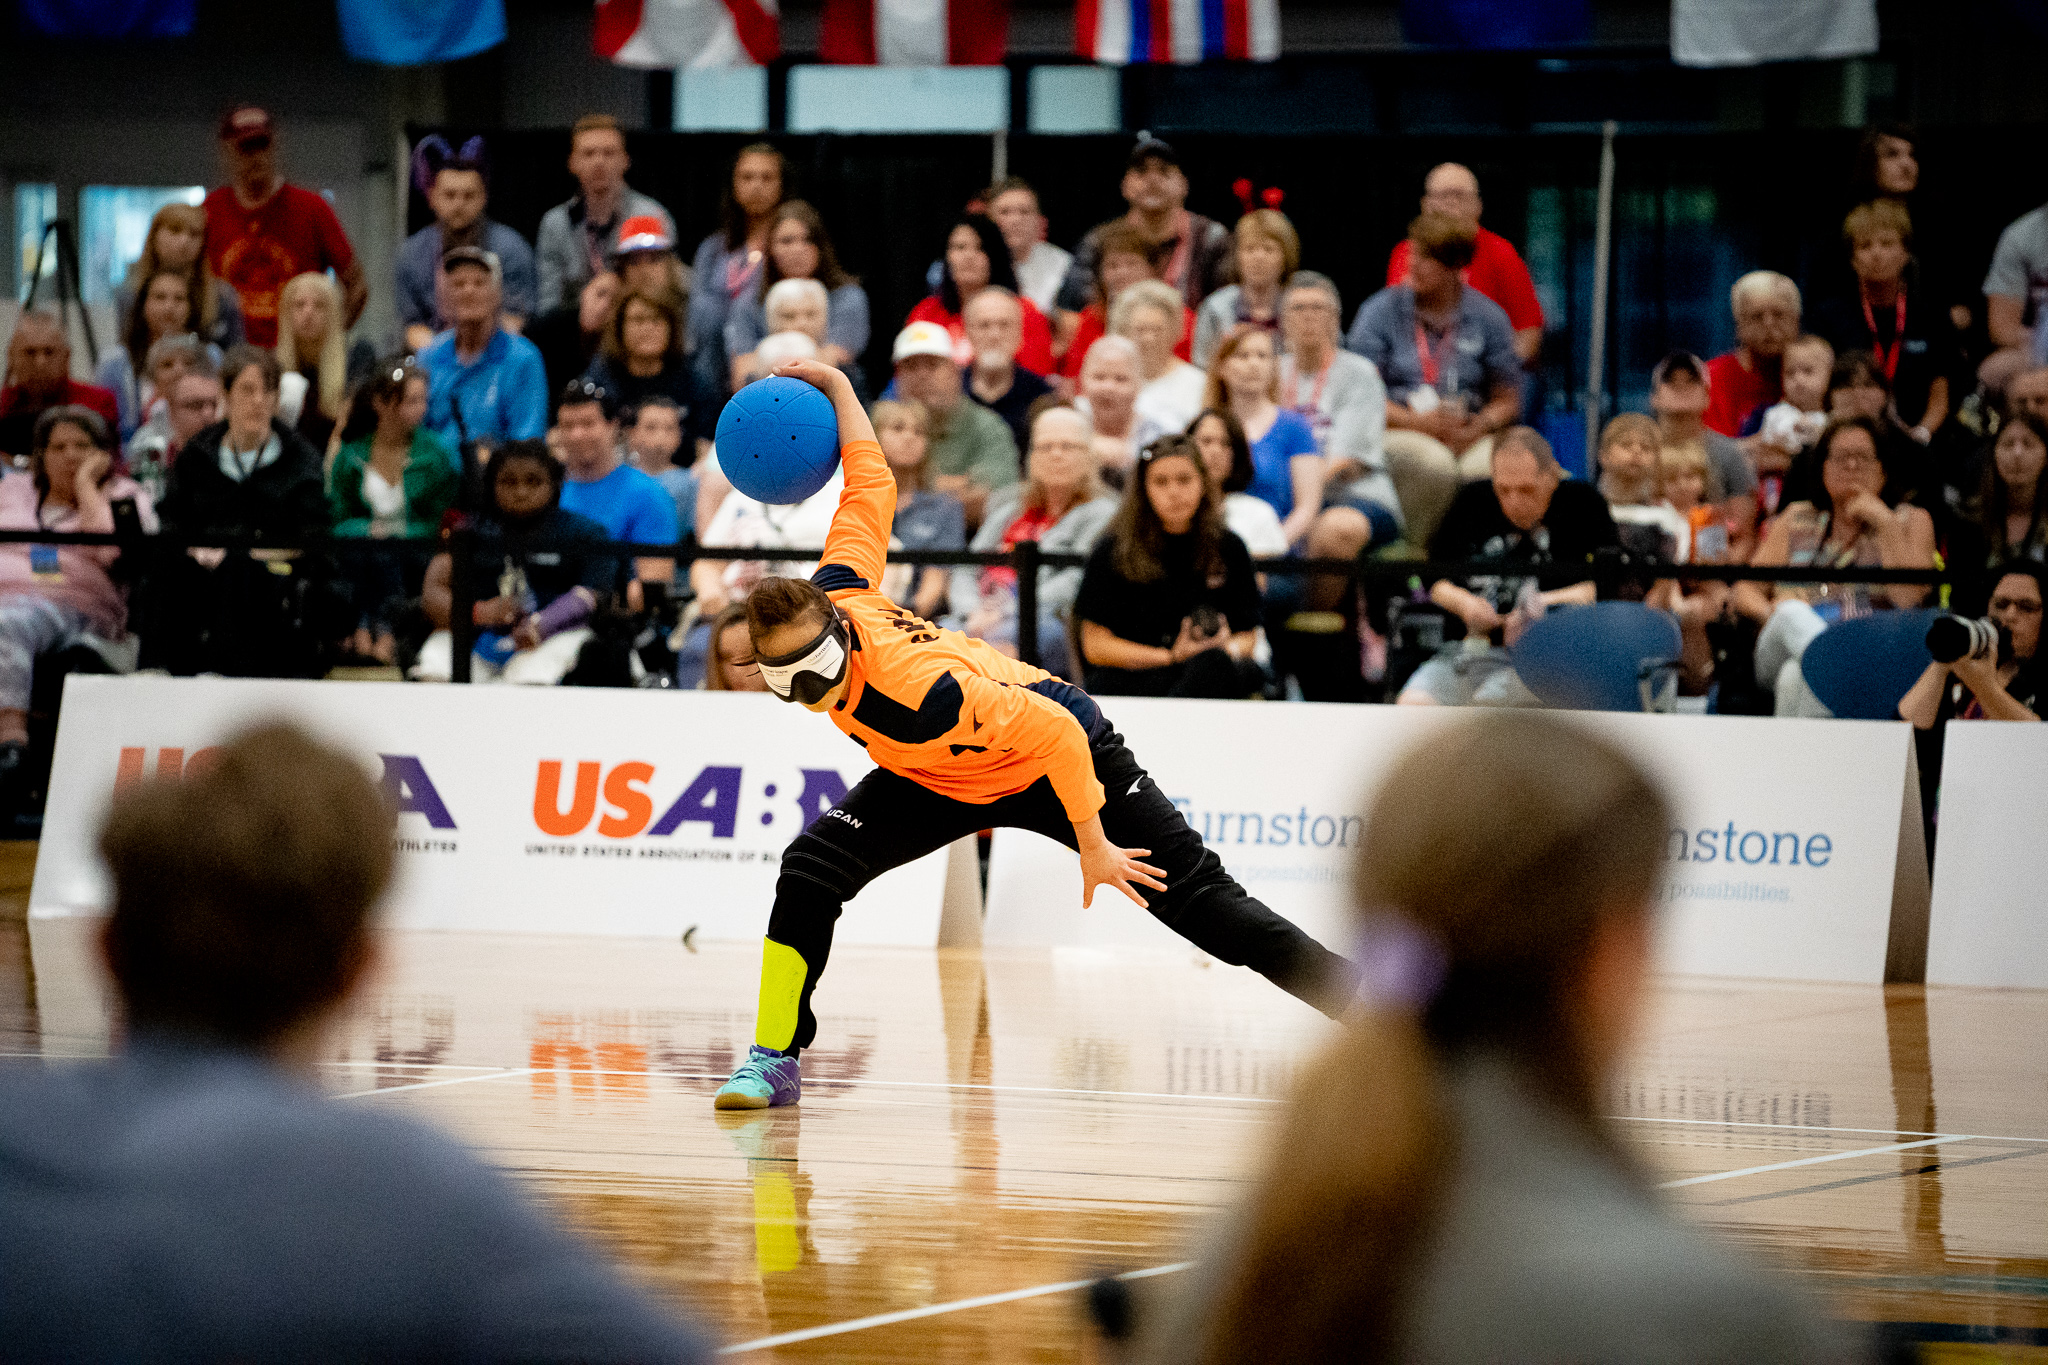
[1411,316,1456,414]
[1862,288,1906,382]
[226,438,265,483]
[30,502,63,579]
[1284,354,1335,439]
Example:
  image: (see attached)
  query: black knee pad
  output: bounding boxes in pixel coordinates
[775,825,868,904]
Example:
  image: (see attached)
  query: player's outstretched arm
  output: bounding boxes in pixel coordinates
[774,358,891,591]
[1076,814,1166,910]
[774,358,876,448]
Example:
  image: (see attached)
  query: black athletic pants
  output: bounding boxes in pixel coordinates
[765,719,1354,1055]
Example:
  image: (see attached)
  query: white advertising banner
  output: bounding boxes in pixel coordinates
[986,702,1928,985]
[31,676,950,945]
[1925,720,2048,988]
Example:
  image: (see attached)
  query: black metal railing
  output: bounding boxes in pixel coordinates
[0,525,1962,682]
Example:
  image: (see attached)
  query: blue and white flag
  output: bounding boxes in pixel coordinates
[18,0,197,38]
[339,0,507,66]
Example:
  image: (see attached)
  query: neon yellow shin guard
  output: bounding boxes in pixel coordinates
[754,938,808,1054]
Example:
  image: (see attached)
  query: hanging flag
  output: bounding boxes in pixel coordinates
[818,0,1009,64]
[596,0,781,68]
[1400,0,1591,49]
[1672,0,1876,66]
[339,0,505,65]
[1075,0,1279,64]
[18,0,197,39]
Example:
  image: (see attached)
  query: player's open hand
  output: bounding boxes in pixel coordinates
[772,358,852,401]
[1077,833,1167,909]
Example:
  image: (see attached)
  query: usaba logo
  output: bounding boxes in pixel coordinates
[529,762,852,841]
[116,747,456,830]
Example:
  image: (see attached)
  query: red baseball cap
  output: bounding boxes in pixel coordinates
[611,215,674,259]
[218,105,275,151]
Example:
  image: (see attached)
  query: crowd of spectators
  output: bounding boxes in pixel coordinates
[0,110,2040,743]
[0,104,1996,1364]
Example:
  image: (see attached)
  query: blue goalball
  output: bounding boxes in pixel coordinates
[715,376,842,505]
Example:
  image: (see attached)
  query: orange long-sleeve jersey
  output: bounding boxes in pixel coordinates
[809,438,1107,823]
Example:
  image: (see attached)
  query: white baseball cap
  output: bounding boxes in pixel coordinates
[892,321,957,364]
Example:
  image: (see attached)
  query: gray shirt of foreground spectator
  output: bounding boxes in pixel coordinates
[1984,203,2048,330]
[1346,284,1521,414]
[1144,1050,1859,1365]
[0,1038,713,1362]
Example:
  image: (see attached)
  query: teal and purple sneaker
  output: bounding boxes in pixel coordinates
[714,1045,802,1110]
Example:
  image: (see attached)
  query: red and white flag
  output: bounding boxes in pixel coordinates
[1077,0,1278,64]
[595,0,779,68]
[819,0,1009,65]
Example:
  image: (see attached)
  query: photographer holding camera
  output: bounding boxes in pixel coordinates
[1075,433,1266,698]
[1900,561,2045,729]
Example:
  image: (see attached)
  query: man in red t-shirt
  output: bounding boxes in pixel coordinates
[1385,163,1545,364]
[1702,271,1801,438]
[204,106,365,348]
[0,312,121,458]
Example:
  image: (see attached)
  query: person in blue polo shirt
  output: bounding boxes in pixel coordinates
[555,377,678,601]
[418,245,547,457]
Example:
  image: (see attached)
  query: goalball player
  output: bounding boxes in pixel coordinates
[715,360,1351,1109]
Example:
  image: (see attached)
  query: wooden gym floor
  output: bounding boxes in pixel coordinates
[4,846,2046,1362]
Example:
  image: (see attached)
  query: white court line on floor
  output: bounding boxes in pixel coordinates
[1657,1136,1968,1189]
[330,1069,536,1100]
[718,1261,1192,1355]
[1615,1115,1949,1139]
[16,1052,2042,1148]
[297,1060,2048,1143]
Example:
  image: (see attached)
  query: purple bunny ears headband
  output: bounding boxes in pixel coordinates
[413,135,488,198]
[1352,913,1448,1013]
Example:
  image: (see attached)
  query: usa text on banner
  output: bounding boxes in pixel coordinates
[1076,0,1279,64]
[821,0,1010,65]
[1924,720,2048,988]
[32,676,949,945]
[597,0,780,68]
[985,703,1928,985]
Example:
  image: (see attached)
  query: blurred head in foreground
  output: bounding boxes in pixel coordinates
[1166,714,1857,1362]
[4,723,715,1361]
[1199,712,1672,1360]
[100,722,394,1057]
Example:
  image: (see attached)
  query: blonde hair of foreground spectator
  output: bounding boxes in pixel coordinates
[1189,714,1669,1363]
[276,272,348,421]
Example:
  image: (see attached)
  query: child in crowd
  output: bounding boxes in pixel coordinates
[1597,414,1690,564]
[1657,438,1734,691]
[1755,334,1834,517]
[626,397,697,543]
[1659,440,1728,562]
